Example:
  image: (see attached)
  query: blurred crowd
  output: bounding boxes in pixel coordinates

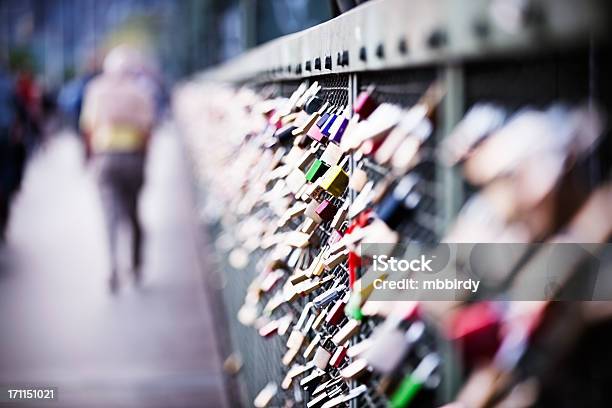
[0,45,167,278]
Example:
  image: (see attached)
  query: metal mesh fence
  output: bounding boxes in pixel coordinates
[199,52,607,406]
[207,70,447,407]
[211,75,356,406]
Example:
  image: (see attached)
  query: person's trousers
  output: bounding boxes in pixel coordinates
[93,152,145,275]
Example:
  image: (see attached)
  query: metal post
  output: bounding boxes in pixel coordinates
[436,63,465,403]
[438,64,465,236]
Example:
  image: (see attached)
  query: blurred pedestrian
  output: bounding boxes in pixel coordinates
[80,45,156,293]
[58,52,100,141]
[0,63,23,243]
[14,70,43,153]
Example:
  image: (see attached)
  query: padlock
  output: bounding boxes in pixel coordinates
[284,145,306,167]
[296,82,321,109]
[315,200,337,222]
[258,319,279,337]
[300,367,326,389]
[321,385,367,408]
[277,313,294,336]
[449,301,502,366]
[326,298,347,325]
[319,143,343,166]
[354,86,377,119]
[329,113,350,144]
[286,168,308,195]
[364,321,426,374]
[303,333,322,359]
[281,364,310,390]
[316,112,331,128]
[306,249,326,277]
[282,82,309,115]
[324,249,348,271]
[293,102,328,136]
[439,103,506,166]
[360,137,385,156]
[375,174,422,230]
[307,123,326,142]
[305,95,325,114]
[390,118,433,173]
[332,318,360,346]
[292,113,317,136]
[330,345,348,368]
[305,159,330,182]
[312,308,328,330]
[340,358,369,380]
[319,155,350,197]
[330,204,348,230]
[303,181,325,201]
[307,391,329,407]
[389,353,440,408]
[347,338,372,359]
[313,284,346,308]
[343,103,403,152]
[254,382,278,408]
[312,337,334,370]
[349,166,368,192]
[301,218,318,234]
[304,200,324,224]
[275,124,298,142]
[321,112,338,137]
[374,104,427,165]
[313,377,342,397]
[348,181,375,218]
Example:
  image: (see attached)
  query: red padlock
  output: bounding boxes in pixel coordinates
[354,87,377,119]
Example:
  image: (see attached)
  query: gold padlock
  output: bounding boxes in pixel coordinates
[319,155,350,197]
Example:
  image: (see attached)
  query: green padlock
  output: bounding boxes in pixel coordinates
[305,159,330,182]
[390,353,439,408]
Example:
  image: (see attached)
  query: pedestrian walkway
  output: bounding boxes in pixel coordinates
[0,127,228,407]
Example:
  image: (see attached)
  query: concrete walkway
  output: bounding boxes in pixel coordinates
[0,128,228,407]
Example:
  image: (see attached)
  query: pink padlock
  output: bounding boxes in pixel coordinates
[307,124,326,141]
[315,200,337,221]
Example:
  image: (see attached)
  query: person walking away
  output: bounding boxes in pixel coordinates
[80,46,155,293]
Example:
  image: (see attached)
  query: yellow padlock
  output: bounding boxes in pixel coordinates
[319,155,350,197]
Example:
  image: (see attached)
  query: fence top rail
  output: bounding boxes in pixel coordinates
[200,0,606,84]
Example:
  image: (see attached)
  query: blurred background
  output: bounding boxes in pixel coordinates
[0,0,334,83]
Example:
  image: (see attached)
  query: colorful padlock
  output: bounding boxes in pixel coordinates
[304,200,323,224]
[315,199,337,221]
[375,174,422,230]
[316,112,330,128]
[306,124,326,142]
[354,86,377,119]
[390,353,439,408]
[321,113,338,136]
[329,115,349,144]
[305,159,330,182]
[319,155,350,197]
